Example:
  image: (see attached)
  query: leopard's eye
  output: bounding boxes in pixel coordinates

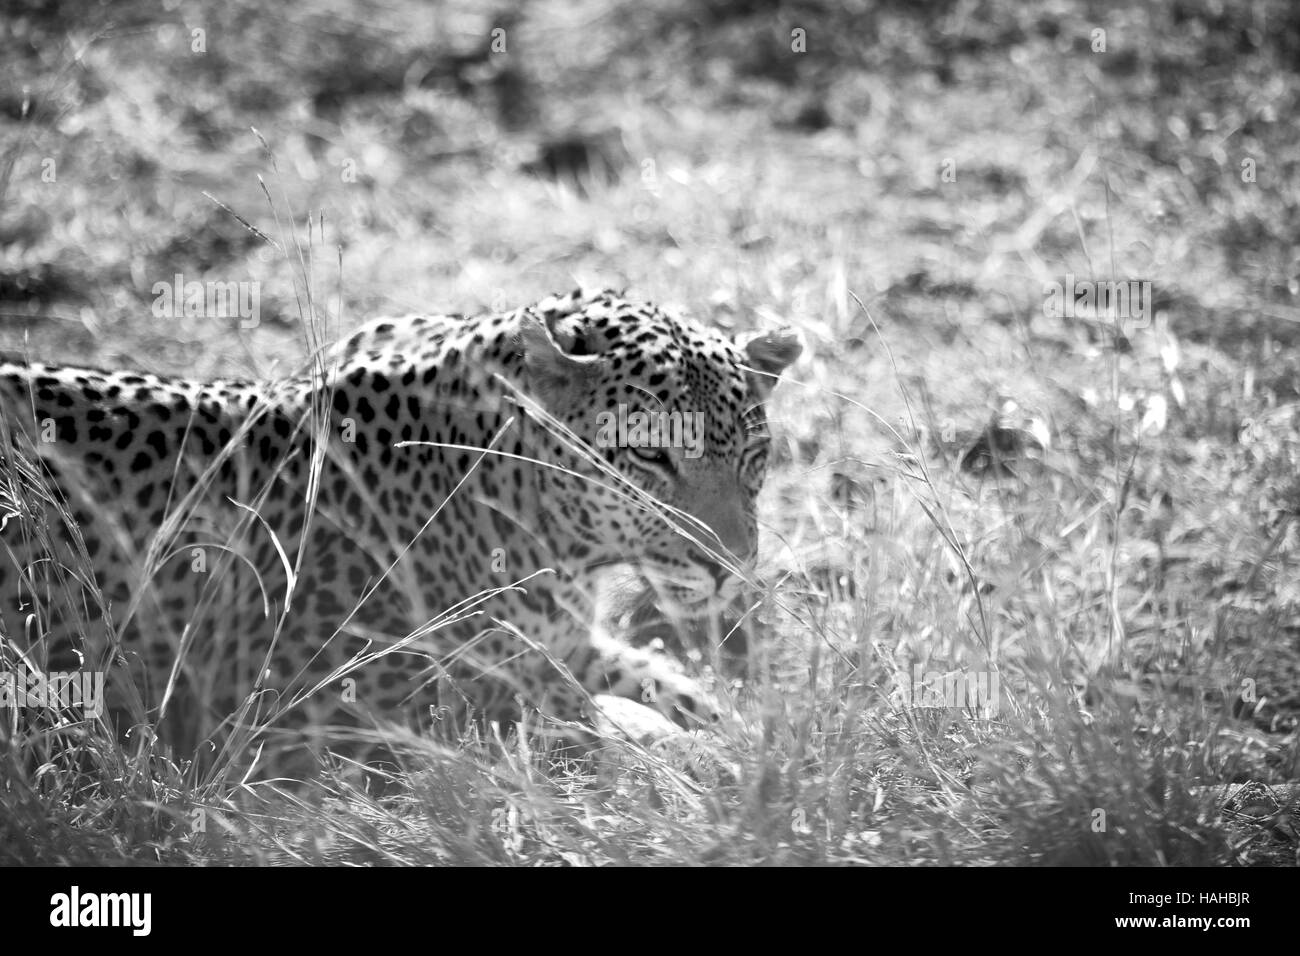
[629,444,674,471]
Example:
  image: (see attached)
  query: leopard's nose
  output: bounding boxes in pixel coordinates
[703,560,735,589]
[700,519,754,569]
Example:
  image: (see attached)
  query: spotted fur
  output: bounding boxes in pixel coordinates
[0,289,800,757]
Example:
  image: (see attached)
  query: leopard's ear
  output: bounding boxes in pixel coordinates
[521,312,606,406]
[736,327,802,400]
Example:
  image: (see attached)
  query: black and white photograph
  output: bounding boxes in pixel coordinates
[0,0,1296,909]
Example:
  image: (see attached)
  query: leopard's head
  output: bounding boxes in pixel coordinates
[519,290,801,615]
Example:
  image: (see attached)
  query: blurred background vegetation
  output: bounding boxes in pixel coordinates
[3,0,1300,863]
[4,1,1298,368]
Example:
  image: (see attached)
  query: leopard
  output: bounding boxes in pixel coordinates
[0,288,800,767]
